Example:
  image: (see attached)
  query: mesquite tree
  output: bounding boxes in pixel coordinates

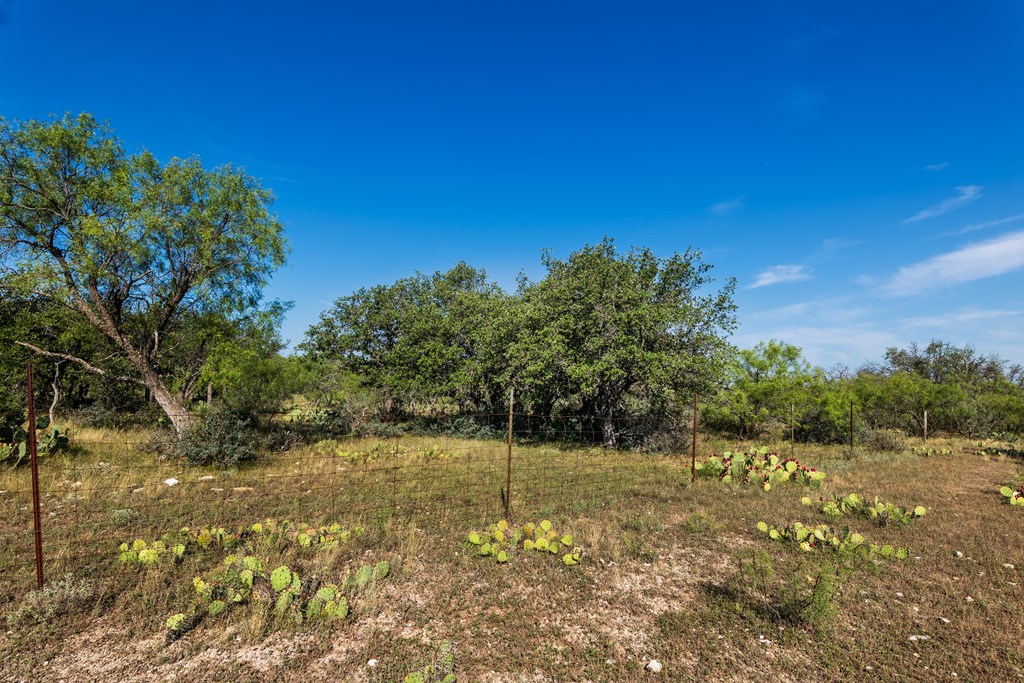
[0,114,287,435]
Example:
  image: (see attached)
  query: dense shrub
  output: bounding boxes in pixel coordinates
[862,428,908,452]
[178,410,259,467]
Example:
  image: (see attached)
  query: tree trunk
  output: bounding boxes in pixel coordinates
[116,342,194,436]
[135,362,193,435]
[602,411,616,448]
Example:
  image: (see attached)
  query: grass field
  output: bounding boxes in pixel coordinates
[1,429,1022,682]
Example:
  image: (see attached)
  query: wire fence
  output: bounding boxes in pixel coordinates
[0,361,994,603]
[0,368,691,602]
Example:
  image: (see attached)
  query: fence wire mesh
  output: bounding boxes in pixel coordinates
[0,406,688,603]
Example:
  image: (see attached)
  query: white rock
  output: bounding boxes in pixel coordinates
[940,617,950,624]
[896,592,904,598]
[645,660,663,673]
[199,475,215,481]
[164,478,179,487]
[367,659,379,668]
[1003,563,1015,569]
[953,551,964,558]
[908,635,930,642]
[965,596,974,603]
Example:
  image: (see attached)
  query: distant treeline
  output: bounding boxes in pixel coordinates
[4,241,1024,446]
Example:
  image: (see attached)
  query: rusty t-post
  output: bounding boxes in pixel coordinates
[27,363,44,589]
[790,404,796,458]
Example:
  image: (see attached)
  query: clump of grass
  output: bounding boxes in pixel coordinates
[6,575,96,627]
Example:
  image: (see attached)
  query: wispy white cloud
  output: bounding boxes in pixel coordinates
[955,213,1024,236]
[750,265,812,289]
[901,308,1020,329]
[903,185,982,223]
[925,162,949,171]
[709,195,747,216]
[883,230,1024,296]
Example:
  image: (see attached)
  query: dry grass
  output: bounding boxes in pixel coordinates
[1,429,1023,682]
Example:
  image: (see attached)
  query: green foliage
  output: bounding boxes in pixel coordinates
[695,448,826,490]
[1,423,71,466]
[147,521,385,641]
[910,446,955,457]
[999,485,1024,507]
[0,113,288,434]
[801,493,928,525]
[303,240,737,445]
[756,521,909,563]
[4,576,95,627]
[177,409,259,467]
[467,519,582,565]
[403,640,457,683]
[117,519,364,566]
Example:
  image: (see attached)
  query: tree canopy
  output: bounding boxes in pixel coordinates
[0,113,287,434]
[304,239,737,446]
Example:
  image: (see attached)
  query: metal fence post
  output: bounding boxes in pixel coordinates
[27,363,44,589]
[690,395,698,482]
[504,387,514,519]
[790,403,795,458]
[849,401,855,453]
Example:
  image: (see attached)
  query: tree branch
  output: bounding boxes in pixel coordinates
[14,341,146,386]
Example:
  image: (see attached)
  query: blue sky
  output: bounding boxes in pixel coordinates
[3,1,1024,368]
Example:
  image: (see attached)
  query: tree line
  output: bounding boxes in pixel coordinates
[3,113,1023,449]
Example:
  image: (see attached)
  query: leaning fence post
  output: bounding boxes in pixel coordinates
[923,410,928,444]
[27,362,44,589]
[504,387,514,519]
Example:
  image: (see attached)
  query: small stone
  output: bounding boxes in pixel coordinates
[645,660,663,673]
[132,488,145,494]
[1003,563,1015,570]
[896,592,904,598]
[367,659,379,668]
[940,617,950,624]
[232,486,255,493]
[864,665,873,671]
[199,475,215,481]
[965,596,974,603]
[908,635,930,642]
[163,478,179,487]
[71,481,82,489]
[953,551,964,558]
[211,488,224,492]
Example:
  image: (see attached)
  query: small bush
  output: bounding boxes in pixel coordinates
[6,576,96,627]
[178,410,259,467]
[112,508,140,527]
[863,428,908,452]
